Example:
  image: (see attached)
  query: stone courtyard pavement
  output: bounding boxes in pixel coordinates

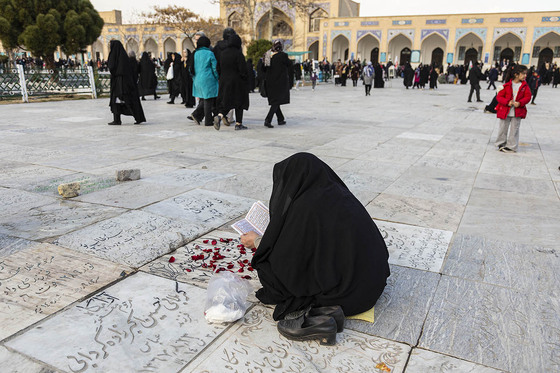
[0,80,559,373]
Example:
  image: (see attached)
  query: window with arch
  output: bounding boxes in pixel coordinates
[309,8,327,33]
[228,12,242,30]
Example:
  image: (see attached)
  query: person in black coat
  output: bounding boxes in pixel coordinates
[429,66,439,89]
[164,52,182,104]
[213,34,250,131]
[467,61,485,102]
[487,64,499,90]
[107,40,146,125]
[246,58,256,93]
[263,40,293,128]
[180,49,195,107]
[138,52,160,100]
[403,62,414,89]
[373,63,384,88]
[214,27,236,70]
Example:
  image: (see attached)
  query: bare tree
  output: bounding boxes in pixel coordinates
[141,6,224,47]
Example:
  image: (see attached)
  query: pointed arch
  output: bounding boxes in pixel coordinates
[357,34,380,63]
[332,34,350,62]
[455,32,484,63]
[421,33,447,66]
[493,32,523,63]
[256,8,294,40]
[309,8,328,32]
[144,38,158,58]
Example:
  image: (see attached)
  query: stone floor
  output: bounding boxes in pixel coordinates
[1,80,559,373]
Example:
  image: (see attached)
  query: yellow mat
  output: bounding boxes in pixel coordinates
[347,306,374,323]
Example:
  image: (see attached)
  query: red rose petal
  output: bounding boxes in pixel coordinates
[203,240,209,244]
[242,275,252,280]
[248,267,254,271]
[185,269,192,272]
[238,268,244,273]
[227,264,234,269]
[211,240,217,245]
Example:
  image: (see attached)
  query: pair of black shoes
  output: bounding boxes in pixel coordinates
[277,305,344,346]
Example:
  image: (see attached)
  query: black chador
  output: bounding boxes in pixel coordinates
[252,153,390,320]
[108,40,146,125]
[164,52,182,104]
[180,50,195,107]
[138,52,159,100]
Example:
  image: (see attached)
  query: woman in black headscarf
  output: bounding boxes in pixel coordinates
[138,52,159,100]
[164,52,182,104]
[262,40,293,128]
[107,40,146,125]
[242,152,390,322]
[403,62,414,89]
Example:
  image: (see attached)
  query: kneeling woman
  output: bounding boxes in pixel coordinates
[242,152,390,344]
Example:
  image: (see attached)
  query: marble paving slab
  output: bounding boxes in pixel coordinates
[367,194,464,232]
[346,265,440,345]
[338,172,386,205]
[474,172,559,200]
[57,116,103,123]
[74,180,188,209]
[0,165,75,189]
[0,200,125,241]
[375,220,453,272]
[415,155,483,173]
[141,231,260,294]
[229,146,302,163]
[53,210,204,267]
[336,159,411,181]
[0,234,35,258]
[23,174,118,197]
[0,188,58,217]
[6,273,229,373]
[186,305,411,373]
[201,170,273,202]
[478,151,551,179]
[136,130,191,138]
[143,189,255,228]
[419,276,560,372]
[442,234,560,293]
[0,242,126,341]
[0,346,58,373]
[406,348,505,372]
[396,132,444,141]
[141,168,235,188]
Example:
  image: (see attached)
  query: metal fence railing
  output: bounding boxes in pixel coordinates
[0,66,168,102]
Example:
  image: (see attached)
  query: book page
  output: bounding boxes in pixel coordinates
[231,219,254,235]
[231,201,270,236]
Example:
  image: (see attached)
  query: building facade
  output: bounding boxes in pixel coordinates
[221,1,560,68]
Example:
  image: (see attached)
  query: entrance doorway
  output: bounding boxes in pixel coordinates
[400,47,411,65]
[370,47,379,63]
[431,47,443,67]
[538,47,553,69]
[500,48,514,63]
[464,48,478,66]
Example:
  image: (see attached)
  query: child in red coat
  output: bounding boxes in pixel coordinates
[495,64,531,153]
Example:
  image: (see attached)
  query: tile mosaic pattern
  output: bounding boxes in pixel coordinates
[0,242,126,341]
[6,273,229,372]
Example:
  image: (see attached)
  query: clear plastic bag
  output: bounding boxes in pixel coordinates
[204,272,252,324]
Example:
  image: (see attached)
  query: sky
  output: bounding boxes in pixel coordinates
[90,0,559,23]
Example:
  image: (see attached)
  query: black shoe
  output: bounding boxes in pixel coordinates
[134,120,145,125]
[467,100,472,102]
[235,124,248,130]
[264,122,273,128]
[277,315,337,346]
[188,115,201,125]
[213,115,221,131]
[180,101,186,105]
[308,306,345,333]
[107,121,121,125]
[476,100,484,102]
[278,120,286,125]
[167,101,174,104]
[155,96,161,100]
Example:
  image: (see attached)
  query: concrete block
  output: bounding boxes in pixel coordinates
[116,169,141,181]
[57,182,80,198]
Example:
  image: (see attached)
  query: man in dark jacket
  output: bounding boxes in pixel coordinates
[467,61,485,102]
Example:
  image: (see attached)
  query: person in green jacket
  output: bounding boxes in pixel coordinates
[188,36,219,127]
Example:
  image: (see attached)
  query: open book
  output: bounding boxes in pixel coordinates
[231,201,270,236]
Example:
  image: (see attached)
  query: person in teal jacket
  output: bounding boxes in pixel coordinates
[188,36,219,127]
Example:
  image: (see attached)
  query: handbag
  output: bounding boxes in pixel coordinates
[166,63,174,80]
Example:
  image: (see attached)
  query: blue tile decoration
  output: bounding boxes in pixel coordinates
[323,32,327,57]
[331,30,352,42]
[380,52,386,62]
[335,21,349,27]
[447,53,454,63]
[361,21,379,26]
[357,30,382,41]
[108,28,119,32]
[542,16,560,22]
[388,29,415,43]
[421,29,449,41]
[393,20,412,26]
[462,18,483,24]
[455,28,487,43]
[522,53,530,64]
[532,26,560,42]
[493,27,527,43]
[426,19,446,25]
[125,27,137,32]
[307,36,319,48]
[500,17,523,23]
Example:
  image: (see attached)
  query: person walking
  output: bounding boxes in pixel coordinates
[362,61,374,96]
[247,58,256,93]
[403,62,414,89]
[467,61,484,102]
[310,69,318,91]
[107,40,146,125]
[487,64,499,90]
[527,70,541,105]
[495,64,531,153]
[294,61,303,90]
[213,34,249,131]
[429,66,439,89]
[164,52,182,104]
[138,52,160,100]
[180,49,195,107]
[263,40,293,128]
[351,62,360,87]
[188,36,219,127]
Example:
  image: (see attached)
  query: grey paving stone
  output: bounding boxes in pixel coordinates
[474,172,559,199]
[0,164,75,189]
[0,346,58,373]
[6,273,229,372]
[0,200,125,240]
[406,348,505,372]
[367,193,464,232]
[141,168,234,188]
[479,149,551,179]
[442,234,560,292]
[419,276,560,372]
[23,173,118,197]
[201,169,273,202]
[186,305,411,373]
[0,242,126,341]
[0,233,34,258]
[0,188,58,217]
[53,210,202,267]
[346,265,440,345]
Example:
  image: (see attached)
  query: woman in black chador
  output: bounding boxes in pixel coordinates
[108,40,146,125]
[262,40,293,128]
[242,153,390,344]
[164,52,182,104]
[138,52,159,100]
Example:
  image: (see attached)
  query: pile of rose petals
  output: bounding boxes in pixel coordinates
[170,236,257,280]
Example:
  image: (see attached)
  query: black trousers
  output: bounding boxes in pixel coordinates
[531,88,538,103]
[192,98,216,126]
[365,84,372,95]
[219,107,244,124]
[265,105,285,124]
[487,80,496,89]
[468,84,481,101]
